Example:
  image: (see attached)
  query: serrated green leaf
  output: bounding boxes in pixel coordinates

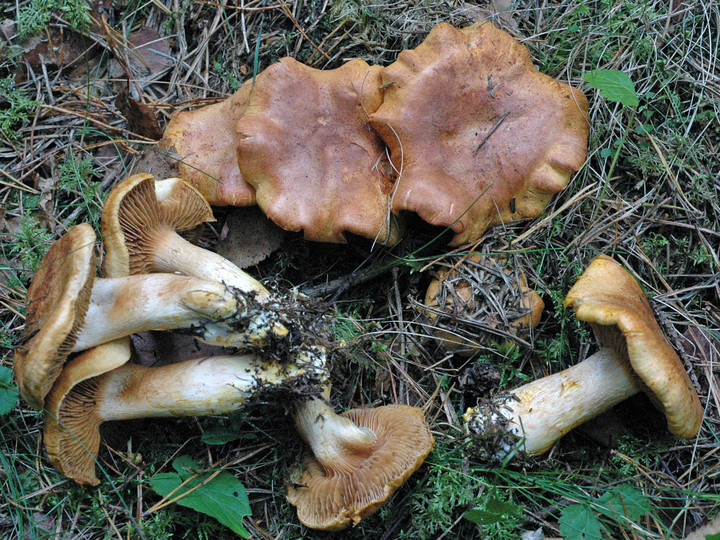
[559,504,603,540]
[201,427,242,445]
[0,366,19,416]
[597,484,651,522]
[148,456,251,538]
[707,532,720,540]
[583,69,639,108]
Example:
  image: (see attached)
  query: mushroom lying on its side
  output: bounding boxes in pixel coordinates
[463,255,703,457]
[45,345,326,485]
[102,174,271,300]
[287,398,434,531]
[13,224,285,409]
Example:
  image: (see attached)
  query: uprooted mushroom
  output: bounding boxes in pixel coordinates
[44,343,328,485]
[45,341,434,526]
[287,398,434,531]
[463,255,703,458]
[369,21,589,245]
[12,223,287,409]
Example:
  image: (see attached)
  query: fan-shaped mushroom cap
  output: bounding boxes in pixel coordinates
[102,174,271,301]
[286,404,434,531]
[102,173,214,276]
[424,254,544,353]
[564,254,703,439]
[237,58,401,244]
[14,223,96,409]
[44,338,132,485]
[369,22,589,245]
[160,85,256,206]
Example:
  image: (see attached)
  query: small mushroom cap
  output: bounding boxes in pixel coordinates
[370,22,589,245]
[564,255,703,439]
[160,85,256,206]
[286,404,434,531]
[44,338,132,486]
[102,173,215,277]
[424,254,543,353]
[13,223,97,409]
[237,58,401,244]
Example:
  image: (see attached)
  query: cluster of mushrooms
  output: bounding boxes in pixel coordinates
[13,19,705,532]
[15,175,434,531]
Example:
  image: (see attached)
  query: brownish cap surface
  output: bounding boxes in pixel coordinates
[286,404,434,531]
[237,58,401,244]
[564,254,703,439]
[13,223,97,409]
[160,85,256,206]
[101,173,215,277]
[424,254,544,353]
[370,22,589,245]
[44,338,132,485]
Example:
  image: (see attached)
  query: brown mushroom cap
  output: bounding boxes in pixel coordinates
[14,223,97,409]
[160,85,256,206]
[286,404,434,531]
[424,253,544,353]
[564,254,703,439]
[44,338,132,485]
[369,22,589,245]
[237,58,401,244]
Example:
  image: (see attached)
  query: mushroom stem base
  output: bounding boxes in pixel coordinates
[464,347,639,457]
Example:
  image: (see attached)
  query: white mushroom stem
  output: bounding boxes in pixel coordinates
[294,397,378,473]
[71,274,284,352]
[89,353,322,420]
[464,347,640,456]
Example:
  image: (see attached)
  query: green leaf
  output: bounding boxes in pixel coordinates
[559,504,603,540]
[706,533,720,540]
[583,69,639,108]
[0,366,19,416]
[148,456,251,538]
[201,428,241,445]
[464,497,523,525]
[464,508,504,526]
[597,484,651,522]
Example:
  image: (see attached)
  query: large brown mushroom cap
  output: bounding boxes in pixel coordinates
[13,223,97,409]
[370,22,589,245]
[237,58,401,244]
[286,404,434,531]
[564,255,703,439]
[160,85,256,206]
[102,173,215,277]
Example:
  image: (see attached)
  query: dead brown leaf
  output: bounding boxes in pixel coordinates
[109,26,172,82]
[216,206,285,268]
[115,88,163,140]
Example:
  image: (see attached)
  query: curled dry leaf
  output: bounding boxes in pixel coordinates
[115,88,163,140]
